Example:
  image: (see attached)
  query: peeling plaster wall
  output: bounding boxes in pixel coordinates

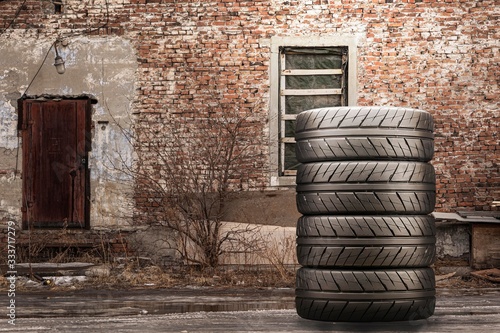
[436,225,470,260]
[0,34,137,228]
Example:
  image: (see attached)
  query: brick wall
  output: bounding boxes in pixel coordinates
[1,0,498,213]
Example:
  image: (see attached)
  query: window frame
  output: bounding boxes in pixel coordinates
[269,35,358,186]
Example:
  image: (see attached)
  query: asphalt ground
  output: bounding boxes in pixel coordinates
[1,287,499,332]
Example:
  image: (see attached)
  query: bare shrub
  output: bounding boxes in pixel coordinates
[255,228,297,280]
[125,102,265,269]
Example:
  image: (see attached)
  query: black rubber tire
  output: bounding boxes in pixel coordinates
[296,267,435,322]
[296,161,436,215]
[297,215,436,237]
[296,161,436,184]
[296,215,436,268]
[295,107,434,163]
[296,191,435,215]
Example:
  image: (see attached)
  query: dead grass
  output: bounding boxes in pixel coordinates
[84,263,296,290]
[3,259,499,292]
[1,261,296,292]
[13,248,497,292]
[436,275,499,290]
[0,276,9,289]
[183,267,296,288]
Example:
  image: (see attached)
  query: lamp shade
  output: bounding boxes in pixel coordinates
[54,55,65,74]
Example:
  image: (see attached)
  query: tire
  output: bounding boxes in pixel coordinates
[296,161,436,184]
[295,107,434,163]
[296,216,436,268]
[296,267,435,322]
[297,190,436,215]
[296,162,436,215]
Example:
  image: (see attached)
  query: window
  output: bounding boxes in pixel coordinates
[53,0,63,13]
[269,36,358,186]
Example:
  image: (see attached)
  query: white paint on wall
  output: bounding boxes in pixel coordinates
[0,34,138,228]
[0,100,18,149]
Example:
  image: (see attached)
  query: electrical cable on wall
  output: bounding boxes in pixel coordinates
[21,41,55,98]
[14,0,111,117]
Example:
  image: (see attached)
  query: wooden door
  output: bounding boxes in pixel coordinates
[21,99,91,228]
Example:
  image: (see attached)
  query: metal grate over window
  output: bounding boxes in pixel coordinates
[278,47,348,176]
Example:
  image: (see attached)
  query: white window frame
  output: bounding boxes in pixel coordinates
[269,35,359,186]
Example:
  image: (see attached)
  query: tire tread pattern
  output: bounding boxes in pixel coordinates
[297,244,436,268]
[297,161,435,184]
[296,107,434,132]
[296,191,436,215]
[296,267,435,321]
[296,216,436,268]
[297,215,436,237]
[295,107,434,163]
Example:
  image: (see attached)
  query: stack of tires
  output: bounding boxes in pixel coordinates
[294,106,436,322]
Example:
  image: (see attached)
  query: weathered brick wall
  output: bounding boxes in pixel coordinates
[1,0,498,214]
[354,0,499,211]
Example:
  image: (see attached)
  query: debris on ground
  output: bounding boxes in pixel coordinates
[1,260,296,291]
[436,272,456,281]
[471,268,500,283]
[2,259,498,292]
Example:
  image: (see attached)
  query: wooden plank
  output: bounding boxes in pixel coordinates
[22,101,36,228]
[281,137,295,143]
[458,210,500,219]
[281,88,342,96]
[471,268,500,283]
[281,114,296,121]
[279,51,287,176]
[281,69,343,75]
[433,212,500,223]
[74,100,88,228]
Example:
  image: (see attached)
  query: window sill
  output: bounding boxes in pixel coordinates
[270,176,296,187]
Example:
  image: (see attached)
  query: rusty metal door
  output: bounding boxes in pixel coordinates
[21,99,91,228]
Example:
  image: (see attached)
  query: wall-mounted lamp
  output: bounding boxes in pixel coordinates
[53,40,66,74]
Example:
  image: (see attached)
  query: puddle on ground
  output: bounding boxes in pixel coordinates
[15,297,296,318]
[128,299,296,315]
